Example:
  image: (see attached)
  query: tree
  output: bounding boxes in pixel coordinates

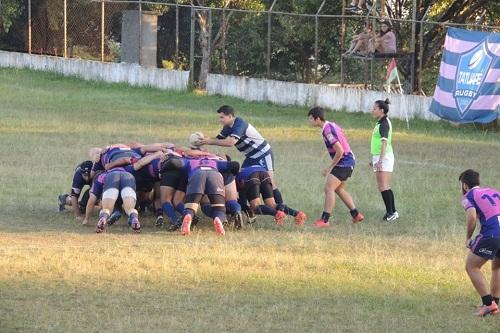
[382,0,497,93]
[179,0,265,88]
[0,0,23,35]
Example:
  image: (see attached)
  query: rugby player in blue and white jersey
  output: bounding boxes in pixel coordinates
[199,105,306,226]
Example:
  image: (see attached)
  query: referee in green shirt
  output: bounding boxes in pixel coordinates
[371,98,398,221]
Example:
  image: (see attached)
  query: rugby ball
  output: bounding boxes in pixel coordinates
[189,132,205,147]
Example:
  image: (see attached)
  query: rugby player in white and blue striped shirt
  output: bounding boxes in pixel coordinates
[199,105,306,226]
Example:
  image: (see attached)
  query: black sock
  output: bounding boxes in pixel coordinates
[255,205,276,216]
[349,209,359,217]
[481,294,493,306]
[282,204,298,217]
[321,212,331,222]
[494,297,499,305]
[388,189,396,213]
[273,189,284,204]
[381,190,392,214]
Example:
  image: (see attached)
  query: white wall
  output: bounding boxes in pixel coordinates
[0,51,189,91]
[207,73,439,121]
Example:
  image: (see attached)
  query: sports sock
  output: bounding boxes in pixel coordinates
[226,200,241,214]
[155,208,163,217]
[349,208,359,217]
[321,212,331,222]
[182,208,195,219]
[282,205,298,217]
[273,189,284,204]
[255,205,276,216]
[381,190,392,214]
[388,189,396,213]
[175,203,185,214]
[212,207,226,221]
[162,202,178,224]
[201,203,214,218]
[481,294,493,306]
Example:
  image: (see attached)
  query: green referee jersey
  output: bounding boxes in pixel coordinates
[371,116,393,155]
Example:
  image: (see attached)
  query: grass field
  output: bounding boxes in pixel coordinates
[0,68,499,332]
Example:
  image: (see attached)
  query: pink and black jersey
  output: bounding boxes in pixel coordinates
[322,121,355,167]
[93,146,142,172]
[462,186,500,236]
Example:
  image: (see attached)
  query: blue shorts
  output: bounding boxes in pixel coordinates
[242,151,274,172]
[186,170,225,196]
[103,171,136,192]
[470,234,500,260]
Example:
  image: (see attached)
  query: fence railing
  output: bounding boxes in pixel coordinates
[4,0,500,94]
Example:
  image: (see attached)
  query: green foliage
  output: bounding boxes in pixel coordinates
[0,0,23,34]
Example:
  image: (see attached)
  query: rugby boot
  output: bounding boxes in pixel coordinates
[294,211,307,226]
[385,211,399,222]
[352,212,364,224]
[476,301,499,316]
[58,194,68,212]
[155,215,164,228]
[275,210,286,226]
[234,212,243,230]
[313,219,330,228]
[181,214,192,236]
[213,217,225,236]
[96,210,109,233]
[107,210,122,226]
[129,215,141,233]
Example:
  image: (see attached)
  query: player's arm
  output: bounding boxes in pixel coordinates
[83,192,98,225]
[203,136,238,147]
[70,195,81,219]
[133,151,163,170]
[465,207,477,246]
[140,142,175,153]
[323,142,344,176]
[105,157,132,170]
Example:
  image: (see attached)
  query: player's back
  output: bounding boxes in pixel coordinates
[466,187,500,235]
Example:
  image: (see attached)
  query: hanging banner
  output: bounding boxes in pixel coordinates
[430,27,499,123]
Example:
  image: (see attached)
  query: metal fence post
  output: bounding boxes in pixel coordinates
[28,0,32,54]
[207,9,212,75]
[266,12,271,78]
[314,1,326,83]
[64,0,67,58]
[189,7,195,86]
[139,0,142,65]
[267,0,278,79]
[175,0,179,59]
[101,0,105,62]
[410,0,417,92]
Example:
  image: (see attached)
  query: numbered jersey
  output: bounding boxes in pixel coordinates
[462,186,500,236]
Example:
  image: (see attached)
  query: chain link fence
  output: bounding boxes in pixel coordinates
[1,0,499,94]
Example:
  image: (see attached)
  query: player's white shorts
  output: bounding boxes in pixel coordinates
[372,153,394,172]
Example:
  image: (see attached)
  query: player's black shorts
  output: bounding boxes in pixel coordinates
[186,170,225,196]
[160,168,188,192]
[135,174,156,192]
[470,235,500,260]
[330,166,354,181]
[222,172,235,186]
[244,171,273,201]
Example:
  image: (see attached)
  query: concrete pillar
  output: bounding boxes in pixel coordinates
[121,10,158,67]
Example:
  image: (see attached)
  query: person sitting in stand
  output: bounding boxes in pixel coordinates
[344,25,373,56]
[368,20,397,55]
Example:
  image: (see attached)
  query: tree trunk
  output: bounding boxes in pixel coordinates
[197,10,210,89]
